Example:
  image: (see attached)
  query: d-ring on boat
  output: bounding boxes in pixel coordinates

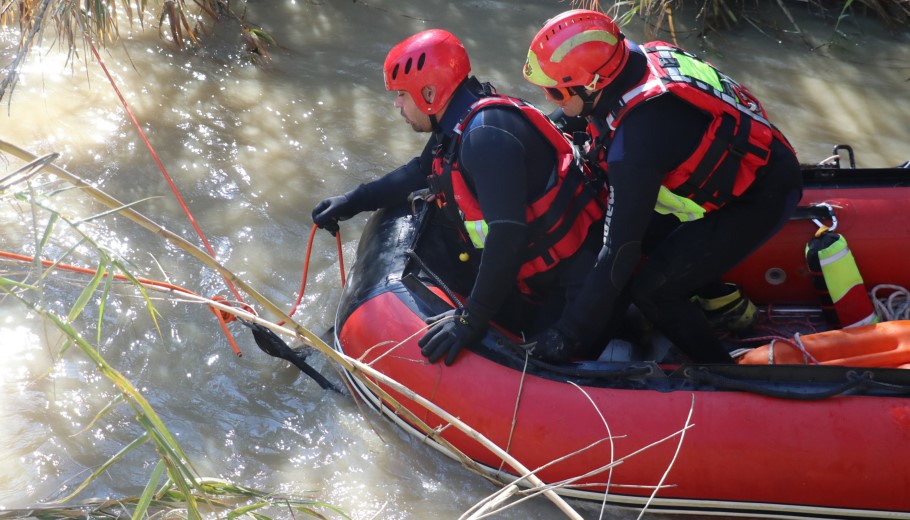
[331,146,910,519]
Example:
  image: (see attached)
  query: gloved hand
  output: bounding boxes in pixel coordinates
[311,193,359,236]
[417,308,489,366]
[521,327,575,363]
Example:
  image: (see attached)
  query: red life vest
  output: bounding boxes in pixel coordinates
[429,95,606,295]
[589,41,793,214]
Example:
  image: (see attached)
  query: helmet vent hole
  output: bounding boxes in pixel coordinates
[391,64,399,80]
[404,57,412,74]
[417,53,426,70]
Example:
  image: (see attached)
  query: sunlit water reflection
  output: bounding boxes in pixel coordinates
[1,0,909,518]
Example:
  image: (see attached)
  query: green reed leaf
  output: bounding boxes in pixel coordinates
[67,258,108,323]
[55,432,150,503]
[133,460,166,520]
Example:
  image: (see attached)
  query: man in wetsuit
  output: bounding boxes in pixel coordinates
[311,29,605,366]
[521,10,803,363]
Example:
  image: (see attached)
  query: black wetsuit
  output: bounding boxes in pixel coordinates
[553,44,803,363]
[344,77,599,335]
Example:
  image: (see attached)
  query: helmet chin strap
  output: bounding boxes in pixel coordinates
[574,87,600,118]
[429,114,440,132]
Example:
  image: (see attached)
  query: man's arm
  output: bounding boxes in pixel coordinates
[312,138,435,232]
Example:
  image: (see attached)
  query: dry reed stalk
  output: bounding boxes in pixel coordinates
[460,442,616,519]
[462,377,692,518]
[500,352,530,470]
[463,484,520,520]
[0,152,59,190]
[506,423,692,510]
[0,139,583,519]
[465,402,695,519]
[568,381,617,518]
[636,394,695,519]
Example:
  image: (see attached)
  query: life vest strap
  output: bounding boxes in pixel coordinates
[429,136,471,245]
[524,170,601,266]
[674,112,767,207]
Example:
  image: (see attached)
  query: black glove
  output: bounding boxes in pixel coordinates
[311,193,359,236]
[417,308,489,366]
[522,327,575,363]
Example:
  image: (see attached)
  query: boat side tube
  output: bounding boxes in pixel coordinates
[335,202,910,399]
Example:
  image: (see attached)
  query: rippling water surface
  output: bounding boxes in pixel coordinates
[1,1,909,518]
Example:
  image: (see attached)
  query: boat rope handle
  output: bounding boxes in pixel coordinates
[683,366,871,400]
[854,371,910,394]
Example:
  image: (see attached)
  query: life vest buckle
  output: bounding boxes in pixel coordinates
[658,56,679,68]
[572,131,590,148]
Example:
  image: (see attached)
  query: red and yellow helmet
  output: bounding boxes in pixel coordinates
[524,10,628,100]
[383,29,471,115]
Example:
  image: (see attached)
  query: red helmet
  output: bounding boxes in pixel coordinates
[383,29,471,115]
[524,10,628,94]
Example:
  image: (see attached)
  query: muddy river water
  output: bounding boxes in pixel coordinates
[1,1,909,518]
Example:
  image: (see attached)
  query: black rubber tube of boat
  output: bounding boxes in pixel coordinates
[521,354,657,379]
[680,367,910,400]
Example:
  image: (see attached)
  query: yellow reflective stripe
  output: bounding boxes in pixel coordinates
[552,30,618,62]
[818,245,849,266]
[524,51,558,87]
[465,219,489,248]
[606,78,666,129]
[654,186,706,222]
[818,236,863,302]
[525,30,619,87]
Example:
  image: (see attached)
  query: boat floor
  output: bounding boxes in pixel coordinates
[594,304,833,365]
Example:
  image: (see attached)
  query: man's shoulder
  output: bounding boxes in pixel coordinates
[462,100,535,132]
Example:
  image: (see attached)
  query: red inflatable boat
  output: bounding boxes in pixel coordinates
[333,146,910,519]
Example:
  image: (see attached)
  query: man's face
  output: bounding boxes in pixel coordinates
[542,86,599,118]
[394,91,432,133]
[555,94,585,117]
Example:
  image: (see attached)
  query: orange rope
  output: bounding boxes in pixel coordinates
[282,224,318,324]
[1,222,348,355]
[278,225,347,326]
[336,231,346,288]
[86,37,255,355]
[86,38,246,306]
[1,250,187,292]
[0,250,248,356]
[68,39,349,354]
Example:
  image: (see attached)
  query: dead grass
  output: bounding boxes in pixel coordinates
[575,0,910,42]
[0,0,276,103]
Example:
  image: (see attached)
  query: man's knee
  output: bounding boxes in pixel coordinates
[628,269,667,313]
